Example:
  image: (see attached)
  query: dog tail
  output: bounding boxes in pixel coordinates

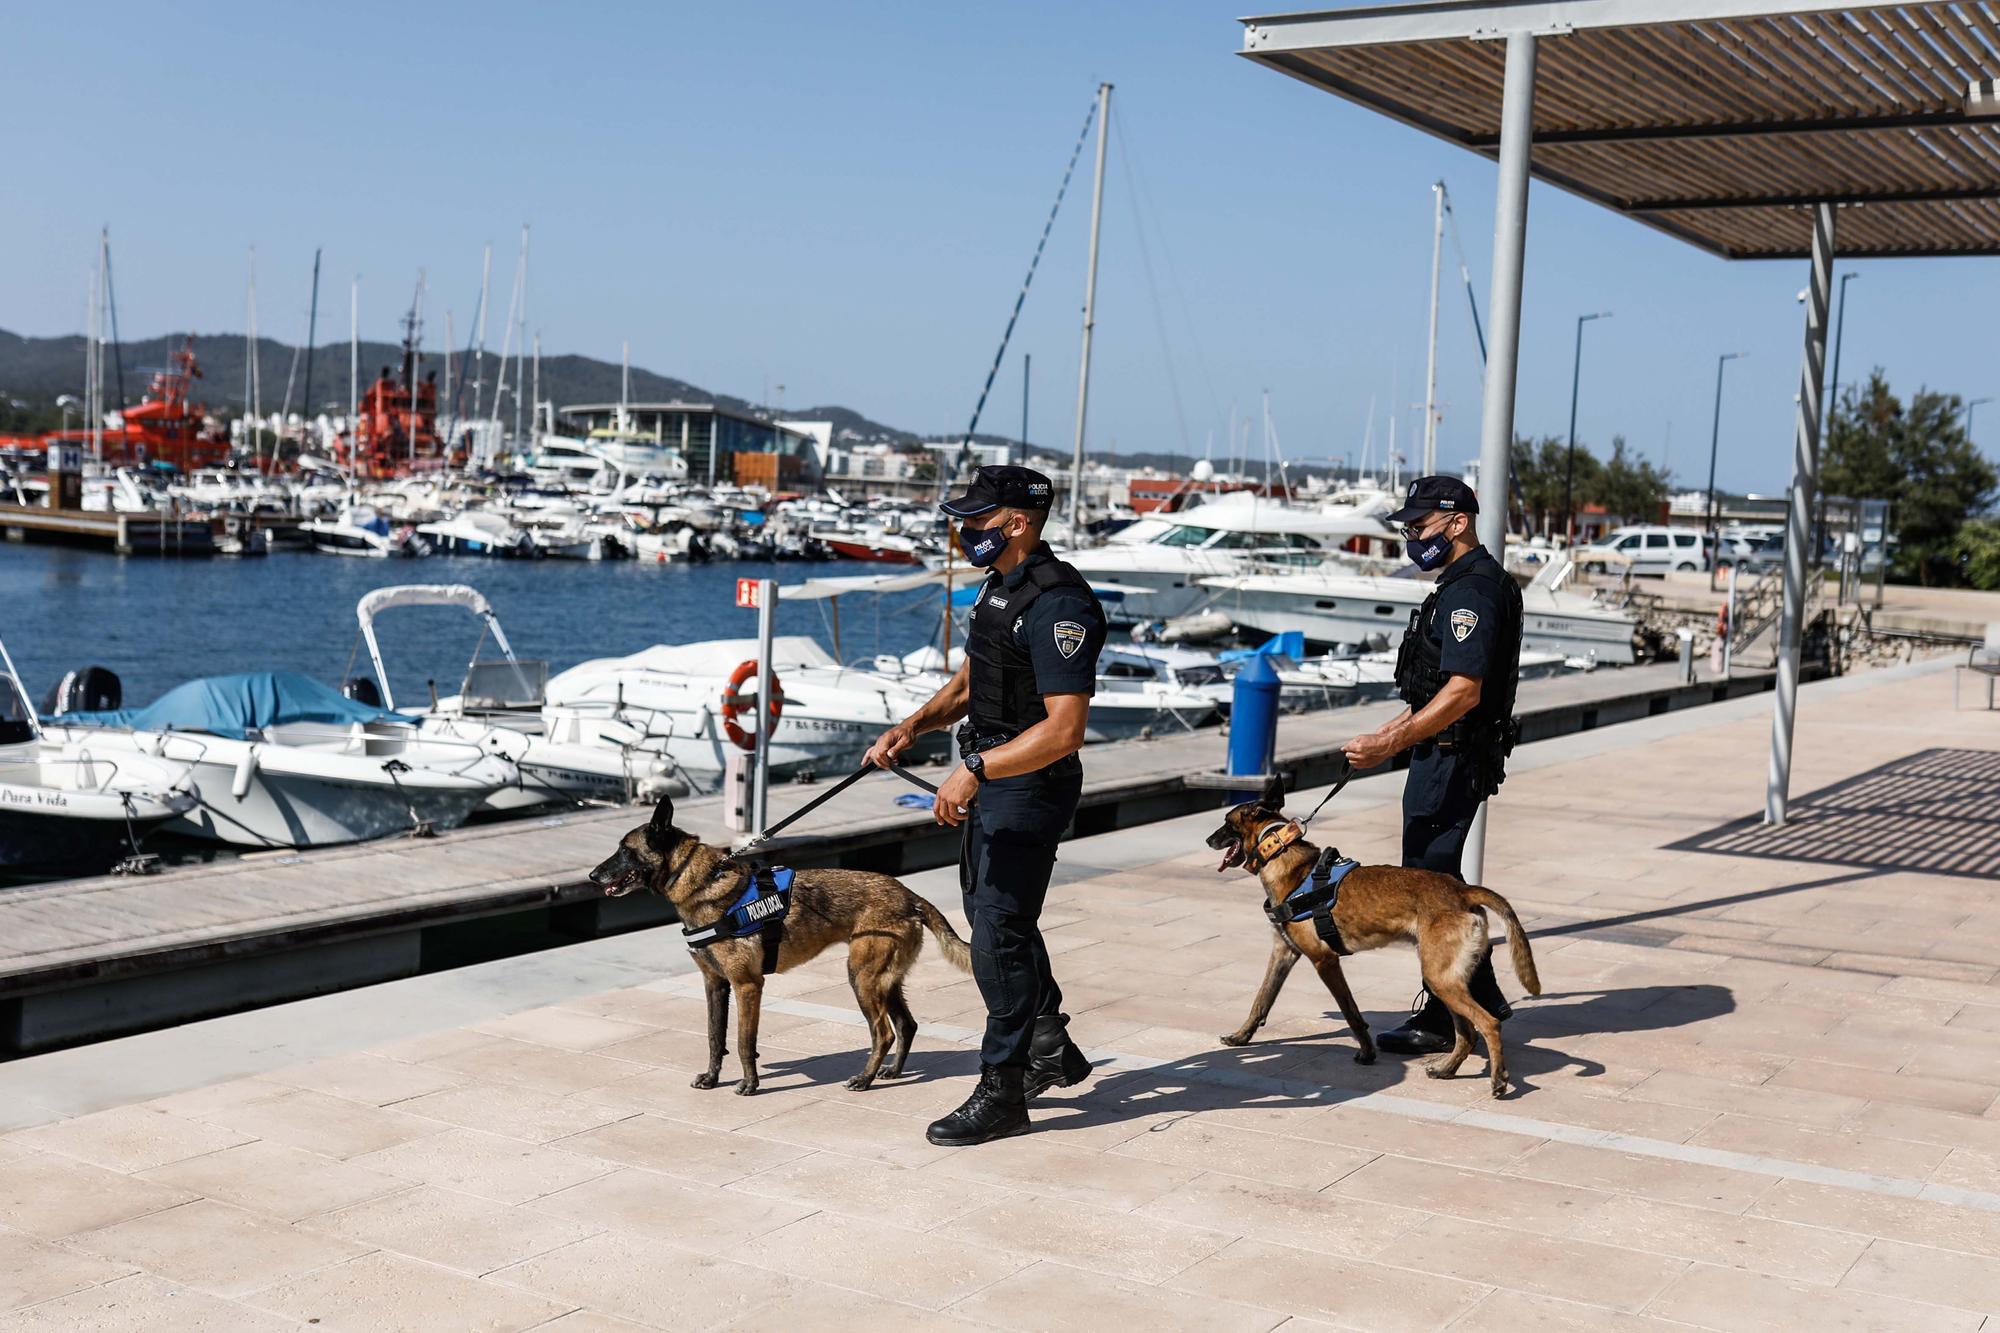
[912,893,973,973]
[1463,886,1542,996]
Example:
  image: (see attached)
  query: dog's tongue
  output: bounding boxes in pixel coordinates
[1216,838,1242,874]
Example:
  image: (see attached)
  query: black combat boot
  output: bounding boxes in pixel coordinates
[1375,954,1514,1056]
[926,1064,1030,1146]
[1024,1014,1093,1100]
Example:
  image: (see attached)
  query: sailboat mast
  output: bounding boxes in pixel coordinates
[1069,80,1112,534]
[301,248,322,459]
[472,243,492,426]
[349,275,360,450]
[620,341,630,434]
[1421,181,1444,476]
[515,225,530,448]
[101,228,126,413]
[531,332,541,444]
[247,248,261,466]
[86,250,101,461]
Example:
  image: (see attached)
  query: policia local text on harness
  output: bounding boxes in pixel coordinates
[1392,552,1525,800]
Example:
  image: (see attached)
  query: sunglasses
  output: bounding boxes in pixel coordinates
[1399,512,1462,542]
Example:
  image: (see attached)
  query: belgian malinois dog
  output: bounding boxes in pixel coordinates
[1205,776,1541,1097]
[591,795,972,1095]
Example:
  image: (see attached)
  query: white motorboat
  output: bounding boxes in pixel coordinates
[1061,491,1397,624]
[302,505,430,558]
[544,637,941,783]
[48,672,519,848]
[0,642,198,877]
[416,510,540,558]
[878,644,1227,742]
[1293,647,1579,701]
[354,584,675,810]
[1100,641,1353,714]
[1200,558,1640,665]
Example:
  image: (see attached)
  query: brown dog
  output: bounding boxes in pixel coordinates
[591,795,972,1095]
[1205,776,1541,1097]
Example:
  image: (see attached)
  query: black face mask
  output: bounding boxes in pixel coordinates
[957,520,1013,567]
[1404,516,1459,571]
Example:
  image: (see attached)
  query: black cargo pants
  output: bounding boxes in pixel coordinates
[958,754,1081,1068]
[1401,743,1481,880]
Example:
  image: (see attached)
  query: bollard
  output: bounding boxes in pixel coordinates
[1677,626,1697,684]
[1226,655,1282,803]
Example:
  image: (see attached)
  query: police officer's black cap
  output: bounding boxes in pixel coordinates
[1386,474,1480,524]
[939,464,1056,518]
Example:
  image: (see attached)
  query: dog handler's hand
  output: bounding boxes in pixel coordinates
[933,763,978,828]
[1342,732,1396,770]
[864,723,915,772]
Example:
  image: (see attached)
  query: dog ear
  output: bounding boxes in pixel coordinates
[1259,773,1286,811]
[644,794,677,851]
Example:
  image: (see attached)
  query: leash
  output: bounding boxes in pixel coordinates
[1292,753,1356,834]
[738,759,939,849]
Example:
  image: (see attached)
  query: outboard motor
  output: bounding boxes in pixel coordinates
[40,665,122,717]
[341,676,384,708]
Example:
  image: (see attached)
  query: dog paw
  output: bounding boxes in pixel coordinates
[733,1081,758,1097]
[844,1075,874,1091]
[1353,1050,1377,1065]
[1425,1064,1453,1080]
[690,1072,719,1090]
[1218,1032,1251,1047]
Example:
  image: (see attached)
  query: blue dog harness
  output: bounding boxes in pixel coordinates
[683,866,793,974]
[1264,847,1359,955]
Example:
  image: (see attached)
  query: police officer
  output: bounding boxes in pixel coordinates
[1341,475,1523,1055]
[863,465,1105,1146]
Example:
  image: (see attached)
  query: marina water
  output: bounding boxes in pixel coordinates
[4,548,945,711]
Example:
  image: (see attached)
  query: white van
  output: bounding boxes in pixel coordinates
[1575,525,1708,576]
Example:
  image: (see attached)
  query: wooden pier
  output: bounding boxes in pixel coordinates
[0,502,217,555]
[0,660,1797,1053]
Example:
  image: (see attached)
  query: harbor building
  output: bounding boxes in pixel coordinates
[556,401,828,488]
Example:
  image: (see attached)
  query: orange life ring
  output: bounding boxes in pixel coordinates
[720,659,784,752]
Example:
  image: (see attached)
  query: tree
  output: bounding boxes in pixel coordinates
[1950,519,2000,591]
[1588,435,1671,523]
[1510,435,1600,535]
[1824,369,1999,583]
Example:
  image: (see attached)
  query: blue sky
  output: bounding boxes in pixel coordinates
[6,1,1995,493]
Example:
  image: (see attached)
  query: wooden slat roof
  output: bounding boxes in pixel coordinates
[1241,1,2000,257]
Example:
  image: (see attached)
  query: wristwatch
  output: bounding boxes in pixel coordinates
[964,752,990,784]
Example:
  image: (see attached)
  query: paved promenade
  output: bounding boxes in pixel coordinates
[2,659,1998,1331]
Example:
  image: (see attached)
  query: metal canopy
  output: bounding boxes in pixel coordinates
[1242,0,2000,258]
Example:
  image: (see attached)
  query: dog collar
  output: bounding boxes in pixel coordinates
[1248,818,1303,870]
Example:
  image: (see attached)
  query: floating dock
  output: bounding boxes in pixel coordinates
[0,502,217,555]
[0,660,1803,1053]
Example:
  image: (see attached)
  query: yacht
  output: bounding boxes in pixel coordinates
[544,637,942,783]
[1200,558,1640,665]
[47,672,519,848]
[0,641,198,877]
[301,505,430,558]
[416,509,540,558]
[1101,640,1354,714]
[354,584,676,809]
[1060,491,1398,624]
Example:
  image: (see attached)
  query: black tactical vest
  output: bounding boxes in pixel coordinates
[965,553,1100,740]
[1394,548,1524,734]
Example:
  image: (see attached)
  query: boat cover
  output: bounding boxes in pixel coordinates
[59,672,404,739]
[1219,631,1307,665]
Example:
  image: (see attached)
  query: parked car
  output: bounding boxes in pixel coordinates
[1575,525,1708,576]
[1711,533,1758,571]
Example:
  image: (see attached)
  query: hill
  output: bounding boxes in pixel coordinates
[0,329,921,446]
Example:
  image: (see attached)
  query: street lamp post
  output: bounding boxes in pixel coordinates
[1966,396,1994,440]
[1704,351,1747,588]
[1562,311,1610,546]
[56,394,78,436]
[1823,271,1858,422]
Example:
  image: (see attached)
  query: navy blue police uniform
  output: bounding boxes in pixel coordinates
[1375,474,1524,1054]
[1398,543,1521,877]
[959,542,1106,1068]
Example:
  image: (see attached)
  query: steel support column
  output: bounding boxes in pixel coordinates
[1765,203,1835,826]
[1461,29,1536,886]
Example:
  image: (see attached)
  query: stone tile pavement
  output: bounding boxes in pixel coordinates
[3,661,2000,1330]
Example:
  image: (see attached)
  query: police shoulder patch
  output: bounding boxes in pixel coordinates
[1052,620,1086,659]
[1449,607,1479,642]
